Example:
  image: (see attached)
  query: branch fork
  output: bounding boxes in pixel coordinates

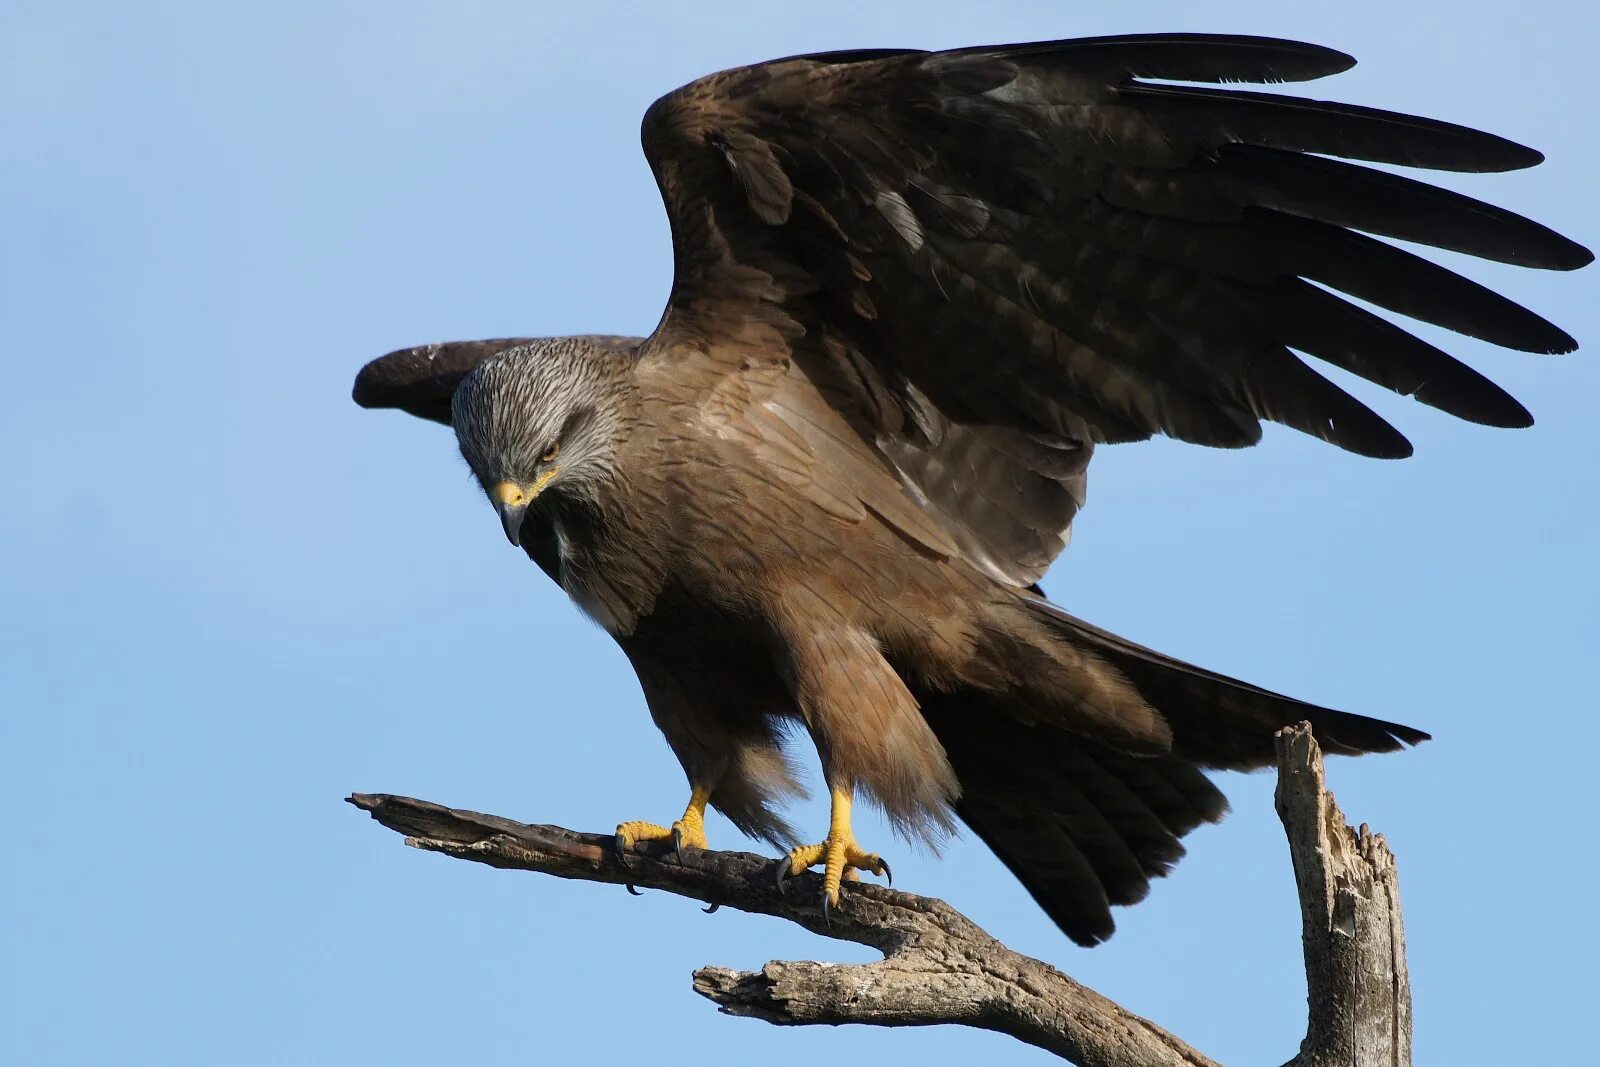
[349,722,1412,1066]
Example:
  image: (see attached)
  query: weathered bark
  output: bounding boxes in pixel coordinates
[349,721,1411,1065]
[1275,724,1413,1067]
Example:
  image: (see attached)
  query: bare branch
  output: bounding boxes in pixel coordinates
[347,793,1219,1066]
[348,721,1412,1066]
[1275,723,1413,1067]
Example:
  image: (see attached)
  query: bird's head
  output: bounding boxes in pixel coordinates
[451,337,633,546]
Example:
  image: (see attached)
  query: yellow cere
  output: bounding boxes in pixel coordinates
[492,468,560,508]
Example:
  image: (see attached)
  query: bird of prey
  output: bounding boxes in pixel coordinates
[353,34,1588,944]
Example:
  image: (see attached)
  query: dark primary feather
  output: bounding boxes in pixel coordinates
[637,33,1589,586]
[791,34,1359,84]
[979,33,1356,83]
[1139,145,1591,269]
[1113,83,1546,172]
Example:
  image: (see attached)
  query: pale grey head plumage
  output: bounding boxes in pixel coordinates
[450,336,636,545]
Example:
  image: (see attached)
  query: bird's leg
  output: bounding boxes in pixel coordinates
[614,784,712,862]
[778,783,890,917]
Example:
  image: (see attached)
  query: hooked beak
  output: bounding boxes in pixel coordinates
[497,500,528,545]
[492,472,557,546]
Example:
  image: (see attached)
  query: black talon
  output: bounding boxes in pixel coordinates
[671,826,685,865]
[703,903,719,914]
[880,859,893,888]
[774,859,791,893]
[625,883,642,896]
[820,890,832,928]
[613,832,629,865]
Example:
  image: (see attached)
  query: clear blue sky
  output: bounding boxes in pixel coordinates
[3,2,1594,1063]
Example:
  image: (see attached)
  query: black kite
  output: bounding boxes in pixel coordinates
[353,35,1588,943]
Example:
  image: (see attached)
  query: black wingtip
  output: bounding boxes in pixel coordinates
[350,345,464,426]
[1340,422,1414,460]
[352,338,544,426]
[1532,325,1580,356]
[1504,230,1593,273]
[1460,136,1543,174]
[350,359,391,410]
[1497,228,1592,272]
[351,343,442,411]
[1457,397,1535,431]
[1002,34,1357,84]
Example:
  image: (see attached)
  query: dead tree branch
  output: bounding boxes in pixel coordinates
[348,721,1411,1066]
[1275,724,1413,1067]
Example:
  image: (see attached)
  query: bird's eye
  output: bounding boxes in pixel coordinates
[541,442,560,463]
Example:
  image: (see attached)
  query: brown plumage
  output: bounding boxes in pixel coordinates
[352,34,1589,944]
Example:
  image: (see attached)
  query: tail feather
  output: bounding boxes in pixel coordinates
[917,595,1427,945]
[958,788,1117,946]
[1066,748,1211,876]
[1025,596,1430,766]
[922,692,1228,946]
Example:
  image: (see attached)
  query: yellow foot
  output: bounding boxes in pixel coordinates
[775,787,891,921]
[613,817,708,859]
[613,785,711,865]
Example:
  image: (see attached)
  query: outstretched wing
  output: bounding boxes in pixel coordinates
[637,34,1590,585]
